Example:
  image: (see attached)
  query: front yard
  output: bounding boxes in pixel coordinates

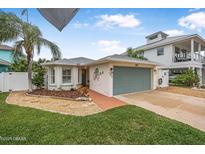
[0,92,205,144]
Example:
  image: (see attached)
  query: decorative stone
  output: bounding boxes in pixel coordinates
[76,97,90,101]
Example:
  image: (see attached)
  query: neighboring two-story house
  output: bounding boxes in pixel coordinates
[123,31,205,85]
[0,45,13,73]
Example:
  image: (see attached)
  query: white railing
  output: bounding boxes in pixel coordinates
[173,54,191,63]
[194,53,205,63]
[173,52,205,63]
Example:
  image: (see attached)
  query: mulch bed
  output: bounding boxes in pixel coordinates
[28,89,86,99]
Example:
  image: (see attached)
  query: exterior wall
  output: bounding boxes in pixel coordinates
[89,63,113,97]
[0,64,9,73]
[144,44,173,66]
[196,68,203,85]
[157,69,169,88]
[153,67,159,89]
[0,50,13,63]
[147,33,165,44]
[47,65,79,90]
[89,62,157,97]
[0,50,13,73]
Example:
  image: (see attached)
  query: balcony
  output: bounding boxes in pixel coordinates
[173,38,205,64]
[173,52,205,63]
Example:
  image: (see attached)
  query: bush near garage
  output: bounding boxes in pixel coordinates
[172,69,200,87]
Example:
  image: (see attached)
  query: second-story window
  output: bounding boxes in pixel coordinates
[157,47,164,56]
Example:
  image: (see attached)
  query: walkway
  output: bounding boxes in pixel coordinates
[89,90,126,110]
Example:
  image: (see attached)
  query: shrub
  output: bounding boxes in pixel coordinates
[172,69,200,87]
[32,59,47,89]
[9,58,28,72]
[32,70,46,89]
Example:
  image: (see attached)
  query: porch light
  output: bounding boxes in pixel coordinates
[110,67,113,73]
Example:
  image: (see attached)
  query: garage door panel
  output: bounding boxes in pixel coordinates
[113,66,151,95]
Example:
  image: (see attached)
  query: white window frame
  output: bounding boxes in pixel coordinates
[50,67,56,85]
[61,67,72,85]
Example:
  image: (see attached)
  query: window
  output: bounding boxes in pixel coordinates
[175,47,180,54]
[149,35,158,40]
[50,68,55,84]
[62,68,72,84]
[157,47,164,56]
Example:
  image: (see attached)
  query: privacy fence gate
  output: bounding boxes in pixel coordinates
[0,72,28,92]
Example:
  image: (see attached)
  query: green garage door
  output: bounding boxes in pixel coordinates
[113,66,152,95]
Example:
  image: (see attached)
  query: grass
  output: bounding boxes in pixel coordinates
[0,93,205,145]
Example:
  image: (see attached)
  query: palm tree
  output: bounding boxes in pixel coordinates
[127,47,146,60]
[0,12,61,92]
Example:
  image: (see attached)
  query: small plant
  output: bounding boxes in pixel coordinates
[172,69,200,87]
[77,86,89,96]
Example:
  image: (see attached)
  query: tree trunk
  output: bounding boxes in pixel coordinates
[27,56,33,92]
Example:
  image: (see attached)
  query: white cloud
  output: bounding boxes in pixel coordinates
[189,8,200,12]
[72,22,89,28]
[92,40,126,54]
[164,29,185,36]
[178,12,205,30]
[96,14,141,28]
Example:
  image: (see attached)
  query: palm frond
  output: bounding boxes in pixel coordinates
[13,40,25,59]
[37,37,61,59]
[21,9,27,16]
[0,12,23,42]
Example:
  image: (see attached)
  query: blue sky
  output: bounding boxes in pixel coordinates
[1,8,205,60]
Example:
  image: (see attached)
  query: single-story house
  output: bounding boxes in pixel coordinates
[42,54,159,97]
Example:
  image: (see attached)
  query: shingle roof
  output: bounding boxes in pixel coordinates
[0,58,11,66]
[0,45,13,51]
[88,54,158,66]
[42,57,95,66]
[121,34,205,56]
[134,34,202,51]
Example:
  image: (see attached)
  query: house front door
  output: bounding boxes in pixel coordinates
[82,69,86,86]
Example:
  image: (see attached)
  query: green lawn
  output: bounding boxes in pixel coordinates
[0,93,205,145]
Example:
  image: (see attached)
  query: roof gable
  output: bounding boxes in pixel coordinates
[0,45,13,51]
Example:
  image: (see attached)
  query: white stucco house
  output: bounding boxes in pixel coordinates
[42,31,205,97]
[42,55,159,97]
[122,31,205,85]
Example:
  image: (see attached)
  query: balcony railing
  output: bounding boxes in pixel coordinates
[173,53,205,63]
[173,54,191,62]
[194,53,205,63]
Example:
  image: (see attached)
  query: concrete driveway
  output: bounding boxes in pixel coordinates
[116,90,205,132]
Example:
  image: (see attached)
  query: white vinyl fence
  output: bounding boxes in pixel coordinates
[0,72,28,92]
